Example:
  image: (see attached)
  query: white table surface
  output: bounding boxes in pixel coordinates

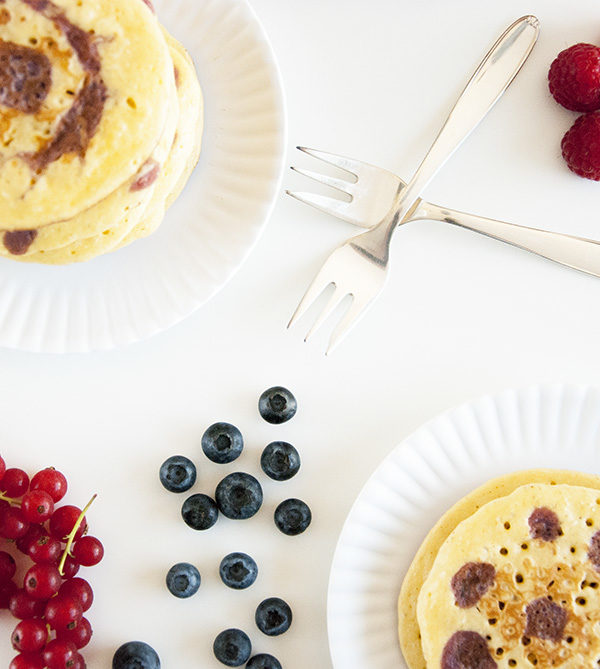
[2,0,600,666]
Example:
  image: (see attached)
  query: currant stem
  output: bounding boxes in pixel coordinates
[0,491,21,507]
[58,494,97,576]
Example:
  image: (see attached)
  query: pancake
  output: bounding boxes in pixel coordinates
[115,31,202,250]
[18,36,183,264]
[161,34,203,209]
[399,469,600,669]
[28,30,202,263]
[0,0,174,230]
[0,61,179,258]
[20,29,202,263]
[114,204,165,252]
[417,482,600,668]
[26,199,166,264]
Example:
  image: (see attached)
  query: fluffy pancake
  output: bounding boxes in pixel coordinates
[417,482,600,668]
[0,66,179,258]
[25,199,165,264]
[0,0,173,229]
[161,34,203,209]
[399,469,600,669]
[115,31,202,250]
[18,42,182,264]
[24,30,203,263]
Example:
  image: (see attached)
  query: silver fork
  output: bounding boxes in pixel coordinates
[287,16,539,354]
[288,147,600,278]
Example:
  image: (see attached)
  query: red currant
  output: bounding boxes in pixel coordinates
[60,555,80,579]
[16,524,45,554]
[9,589,46,619]
[21,490,54,523]
[9,653,45,669]
[0,550,16,582]
[71,652,86,669]
[11,618,47,652]
[30,468,67,503]
[57,616,93,649]
[50,506,86,541]
[72,536,103,567]
[24,563,61,600]
[28,534,62,564]
[43,639,77,669]
[0,466,95,668]
[1,469,30,497]
[0,579,18,608]
[59,578,93,612]
[45,595,82,631]
[0,507,30,539]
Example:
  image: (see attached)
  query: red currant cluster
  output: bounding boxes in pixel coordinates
[0,457,104,669]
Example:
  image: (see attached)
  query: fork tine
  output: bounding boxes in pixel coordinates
[285,190,353,221]
[304,289,347,342]
[287,270,334,330]
[296,147,358,177]
[326,296,371,355]
[290,166,354,196]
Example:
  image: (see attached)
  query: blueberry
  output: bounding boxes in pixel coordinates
[216,473,263,520]
[159,455,196,493]
[261,441,300,481]
[255,597,292,636]
[220,552,258,590]
[202,422,244,464]
[246,655,282,669]
[165,562,201,598]
[213,629,252,667]
[181,493,219,530]
[274,498,312,536]
[258,387,297,424]
[113,641,160,669]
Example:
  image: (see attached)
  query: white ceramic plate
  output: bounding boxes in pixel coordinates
[0,0,285,353]
[327,384,600,669]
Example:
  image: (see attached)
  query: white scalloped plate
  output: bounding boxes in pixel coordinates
[327,385,600,669]
[0,0,285,352]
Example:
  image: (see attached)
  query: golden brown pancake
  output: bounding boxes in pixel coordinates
[0,0,174,230]
[399,469,600,669]
[418,483,600,667]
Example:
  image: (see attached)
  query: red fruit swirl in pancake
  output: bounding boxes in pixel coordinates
[0,0,111,253]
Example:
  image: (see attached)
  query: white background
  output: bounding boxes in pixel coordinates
[2,0,600,666]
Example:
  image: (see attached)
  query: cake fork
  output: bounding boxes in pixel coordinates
[288,16,540,354]
[287,147,600,280]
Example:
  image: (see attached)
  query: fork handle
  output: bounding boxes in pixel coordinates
[381,16,539,236]
[417,202,600,278]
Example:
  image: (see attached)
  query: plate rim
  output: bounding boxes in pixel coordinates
[121,0,289,352]
[119,0,289,353]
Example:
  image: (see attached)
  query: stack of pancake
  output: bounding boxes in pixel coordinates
[399,470,600,668]
[0,0,202,264]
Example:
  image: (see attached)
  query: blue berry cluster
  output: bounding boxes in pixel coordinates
[156,386,310,668]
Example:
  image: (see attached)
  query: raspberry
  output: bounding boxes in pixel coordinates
[549,43,600,112]
[561,112,600,180]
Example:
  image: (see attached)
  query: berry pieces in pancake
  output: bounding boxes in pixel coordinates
[418,484,600,668]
